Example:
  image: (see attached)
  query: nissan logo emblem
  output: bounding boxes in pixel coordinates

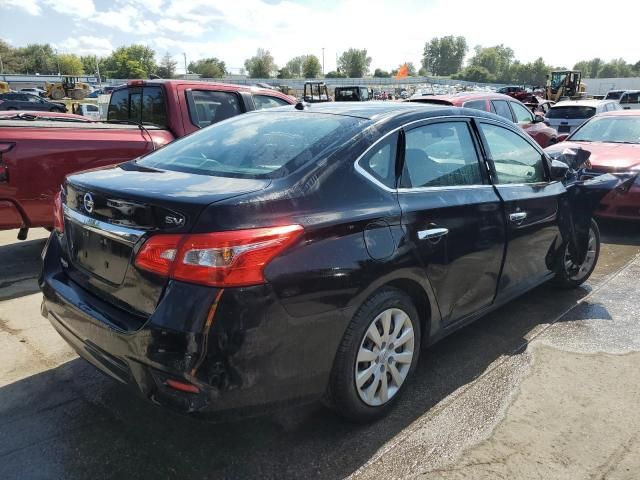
[83,193,95,214]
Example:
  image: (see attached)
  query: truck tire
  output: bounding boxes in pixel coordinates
[71,89,85,100]
[554,219,600,288]
[51,89,64,100]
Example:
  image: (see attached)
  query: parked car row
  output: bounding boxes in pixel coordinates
[0,92,67,112]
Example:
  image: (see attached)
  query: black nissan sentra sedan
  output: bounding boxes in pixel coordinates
[40,102,605,422]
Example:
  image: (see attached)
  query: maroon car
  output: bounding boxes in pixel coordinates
[545,110,640,220]
[497,85,530,101]
[408,92,559,147]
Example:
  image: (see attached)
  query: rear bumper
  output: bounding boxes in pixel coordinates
[40,233,350,417]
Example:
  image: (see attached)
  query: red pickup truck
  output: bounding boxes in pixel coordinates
[0,80,295,237]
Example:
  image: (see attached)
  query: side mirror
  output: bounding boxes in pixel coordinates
[550,159,570,180]
[534,114,545,123]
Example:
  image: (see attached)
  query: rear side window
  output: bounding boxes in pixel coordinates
[107,86,167,127]
[463,99,489,111]
[360,132,398,189]
[479,123,545,184]
[253,95,290,110]
[491,100,513,121]
[546,106,596,119]
[402,122,482,188]
[187,90,242,128]
[139,112,367,179]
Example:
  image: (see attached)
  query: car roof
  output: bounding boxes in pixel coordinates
[119,79,292,100]
[551,99,616,107]
[275,101,505,123]
[598,109,640,117]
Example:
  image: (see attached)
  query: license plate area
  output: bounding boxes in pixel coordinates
[68,222,133,285]
[558,125,570,133]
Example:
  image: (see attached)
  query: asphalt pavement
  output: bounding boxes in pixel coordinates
[0,221,639,480]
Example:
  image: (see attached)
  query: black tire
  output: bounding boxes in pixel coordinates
[325,287,421,422]
[554,218,600,288]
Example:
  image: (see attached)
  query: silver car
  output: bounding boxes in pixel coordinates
[545,99,622,134]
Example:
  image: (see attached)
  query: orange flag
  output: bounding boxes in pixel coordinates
[395,63,409,80]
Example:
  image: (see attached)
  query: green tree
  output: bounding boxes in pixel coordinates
[277,67,292,79]
[80,55,105,78]
[302,55,321,78]
[188,57,225,78]
[57,54,84,75]
[325,70,346,78]
[244,49,277,78]
[0,39,23,73]
[103,45,156,78]
[18,43,57,74]
[453,65,495,83]
[468,44,514,83]
[418,66,428,76]
[422,36,467,76]
[337,48,371,77]
[285,56,304,77]
[373,68,390,77]
[157,53,178,78]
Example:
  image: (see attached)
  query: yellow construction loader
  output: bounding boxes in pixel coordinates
[544,70,587,102]
[45,76,91,100]
[0,81,10,94]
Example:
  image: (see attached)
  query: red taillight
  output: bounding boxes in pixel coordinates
[134,225,304,287]
[165,379,199,394]
[53,191,64,234]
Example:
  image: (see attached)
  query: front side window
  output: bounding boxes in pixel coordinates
[401,122,482,188]
[479,123,546,184]
[621,92,640,104]
[253,95,290,110]
[510,102,533,124]
[139,112,367,179]
[491,100,513,121]
[360,132,398,188]
[188,90,242,128]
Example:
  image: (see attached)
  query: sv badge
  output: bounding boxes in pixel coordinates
[164,215,185,227]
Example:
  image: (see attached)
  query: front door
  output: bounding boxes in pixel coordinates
[476,120,565,300]
[398,119,506,326]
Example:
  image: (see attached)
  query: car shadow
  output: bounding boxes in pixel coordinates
[598,218,640,246]
[0,280,602,480]
[0,237,47,301]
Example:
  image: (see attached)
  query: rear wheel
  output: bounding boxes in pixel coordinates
[325,288,420,422]
[554,219,600,288]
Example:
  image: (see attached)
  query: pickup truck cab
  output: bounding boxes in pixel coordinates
[0,80,295,236]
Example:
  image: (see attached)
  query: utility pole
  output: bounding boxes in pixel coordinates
[183,53,188,76]
[55,49,60,75]
[322,47,325,75]
[96,56,102,88]
[0,53,3,75]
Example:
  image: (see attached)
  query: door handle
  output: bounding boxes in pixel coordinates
[509,212,528,223]
[418,227,449,241]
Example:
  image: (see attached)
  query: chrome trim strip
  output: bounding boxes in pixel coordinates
[63,205,146,245]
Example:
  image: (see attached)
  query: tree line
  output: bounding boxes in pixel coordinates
[2,37,639,84]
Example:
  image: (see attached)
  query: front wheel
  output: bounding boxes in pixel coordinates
[325,288,420,422]
[554,219,600,288]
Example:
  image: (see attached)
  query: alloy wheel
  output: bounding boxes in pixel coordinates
[565,227,597,282]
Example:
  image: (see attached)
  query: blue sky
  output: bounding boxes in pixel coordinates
[1,0,638,74]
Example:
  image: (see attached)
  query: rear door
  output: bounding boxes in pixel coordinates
[398,119,505,325]
[476,119,564,299]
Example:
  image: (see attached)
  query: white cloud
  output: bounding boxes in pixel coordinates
[2,0,42,15]
[92,6,138,32]
[44,0,95,18]
[55,35,115,57]
[157,18,205,37]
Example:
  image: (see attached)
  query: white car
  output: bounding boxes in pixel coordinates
[545,99,622,134]
[20,87,46,97]
[74,103,100,120]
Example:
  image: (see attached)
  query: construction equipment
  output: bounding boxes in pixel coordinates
[303,81,330,103]
[0,81,10,94]
[544,70,587,102]
[45,76,91,100]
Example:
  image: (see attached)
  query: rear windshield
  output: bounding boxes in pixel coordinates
[546,106,596,119]
[108,86,167,127]
[138,111,367,179]
[605,91,624,100]
[571,116,640,143]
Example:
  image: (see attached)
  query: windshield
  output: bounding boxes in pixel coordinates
[605,91,624,100]
[546,106,596,120]
[138,111,367,178]
[571,116,640,143]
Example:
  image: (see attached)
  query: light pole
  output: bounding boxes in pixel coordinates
[183,53,188,76]
[54,49,60,75]
[322,47,325,75]
[0,53,3,75]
